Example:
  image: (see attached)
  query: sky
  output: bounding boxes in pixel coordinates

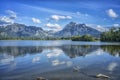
[0,0,120,31]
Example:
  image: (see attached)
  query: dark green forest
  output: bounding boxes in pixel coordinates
[100,28,120,42]
[71,35,97,41]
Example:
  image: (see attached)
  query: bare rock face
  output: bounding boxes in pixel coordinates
[54,22,101,38]
[0,23,47,38]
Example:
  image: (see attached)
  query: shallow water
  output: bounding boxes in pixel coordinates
[0,40,120,80]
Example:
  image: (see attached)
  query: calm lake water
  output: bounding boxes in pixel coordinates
[0,40,120,80]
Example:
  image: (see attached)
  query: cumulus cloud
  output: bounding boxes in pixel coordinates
[107,9,118,18]
[32,18,41,23]
[0,10,17,26]
[0,16,14,25]
[45,23,62,31]
[50,15,72,21]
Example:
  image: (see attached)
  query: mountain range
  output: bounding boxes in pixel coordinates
[0,22,114,38]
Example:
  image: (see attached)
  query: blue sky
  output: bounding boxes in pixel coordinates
[0,0,120,31]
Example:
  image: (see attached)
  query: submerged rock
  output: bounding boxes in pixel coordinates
[73,66,80,71]
[36,77,48,80]
[96,74,110,78]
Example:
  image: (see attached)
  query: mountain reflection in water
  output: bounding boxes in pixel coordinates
[0,45,120,80]
[0,45,119,58]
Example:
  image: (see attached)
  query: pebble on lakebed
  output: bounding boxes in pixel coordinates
[96,74,110,78]
[36,77,48,80]
[73,66,80,71]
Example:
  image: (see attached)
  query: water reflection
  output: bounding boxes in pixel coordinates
[60,45,100,58]
[101,45,120,57]
[0,45,120,80]
[108,62,118,72]
[0,46,43,57]
[0,45,120,58]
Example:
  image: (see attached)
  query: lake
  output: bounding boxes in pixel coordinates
[0,40,120,80]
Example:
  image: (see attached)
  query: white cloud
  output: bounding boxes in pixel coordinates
[86,24,109,32]
[32,18,41,24]
[50,15,72,21]
[22,4,96,22]
[113,24,119,27]
[66,16,72,19]
[45,23,62,31]
[6,10,17,19]
[76,12,89,17]
[107,9,118,18]
[45,23,61,29]
[0,16,14,25]
[0,10,17,26]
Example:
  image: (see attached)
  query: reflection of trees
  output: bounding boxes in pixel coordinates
[101,45,120,57]
[1,45,119,59]
[60,45,100,58]
[0,46,43,57]
[0,45,100,58]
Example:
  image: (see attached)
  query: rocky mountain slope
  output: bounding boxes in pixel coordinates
[54,22,101,37]
[0,23,47,38]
